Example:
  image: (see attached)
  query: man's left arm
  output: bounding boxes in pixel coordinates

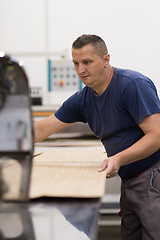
[99,113,160,177]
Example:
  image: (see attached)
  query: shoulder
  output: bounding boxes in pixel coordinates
[113,67,156,91]
[114,67,148,81]
[61,86,93,110]
[76,85,92,97]
[73,86,94,103]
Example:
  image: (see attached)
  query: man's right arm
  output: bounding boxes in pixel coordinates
[33,114,72,143]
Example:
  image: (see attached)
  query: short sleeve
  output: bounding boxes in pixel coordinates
[54,91,87,123]
[124,78,160,124]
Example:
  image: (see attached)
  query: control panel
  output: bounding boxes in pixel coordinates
[48,59,82,92]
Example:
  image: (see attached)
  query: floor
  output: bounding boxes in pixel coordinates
[98,226,121,240]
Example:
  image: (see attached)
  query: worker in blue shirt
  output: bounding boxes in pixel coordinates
[34,34,160,240]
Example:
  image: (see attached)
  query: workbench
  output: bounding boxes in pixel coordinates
[0,147,107,240]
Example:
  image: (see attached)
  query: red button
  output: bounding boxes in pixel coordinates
[59,80,64,86]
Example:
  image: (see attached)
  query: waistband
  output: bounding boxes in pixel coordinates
[123,159,160,183]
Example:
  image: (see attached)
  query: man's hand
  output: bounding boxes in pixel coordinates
[98,155,121,178]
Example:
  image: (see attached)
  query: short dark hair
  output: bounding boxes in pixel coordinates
[72,34,108,57]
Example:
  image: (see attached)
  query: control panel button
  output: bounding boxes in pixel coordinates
[59,80,64,87]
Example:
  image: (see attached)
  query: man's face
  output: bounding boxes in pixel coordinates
[72,44,108,91]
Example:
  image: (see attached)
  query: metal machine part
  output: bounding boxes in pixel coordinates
[0,198,100,240]
[0,54,34,201]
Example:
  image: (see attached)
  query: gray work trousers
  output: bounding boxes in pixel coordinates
[120,160,160,240]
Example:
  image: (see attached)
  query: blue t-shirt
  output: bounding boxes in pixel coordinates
[55,67,160,179]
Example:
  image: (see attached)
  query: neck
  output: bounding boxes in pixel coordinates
[95,66,113,95]
[105,65,113,88]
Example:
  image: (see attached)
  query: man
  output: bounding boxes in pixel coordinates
[34,34,160,240]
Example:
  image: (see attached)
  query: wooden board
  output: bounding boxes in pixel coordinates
[30,147,107,198]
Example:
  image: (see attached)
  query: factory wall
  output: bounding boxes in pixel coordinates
[0,0,160,105]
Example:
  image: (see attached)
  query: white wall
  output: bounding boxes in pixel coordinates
[0,0,160,104]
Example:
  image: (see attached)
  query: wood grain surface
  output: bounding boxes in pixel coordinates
[30,147,107,198]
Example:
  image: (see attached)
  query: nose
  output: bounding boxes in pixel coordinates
[77,63,86,74]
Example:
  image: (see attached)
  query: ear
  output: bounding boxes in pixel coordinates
[103,54,110,67]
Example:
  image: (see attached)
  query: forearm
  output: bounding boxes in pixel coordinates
[99,114,160,177]
[99,133,160,177]
[33,115,72,143]
[99,113,160,177]
[34,120,50,143]
[116,132,160,167]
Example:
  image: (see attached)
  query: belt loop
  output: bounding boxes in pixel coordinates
[149,169,154,187]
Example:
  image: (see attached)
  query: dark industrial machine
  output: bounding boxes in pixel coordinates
[0,54,34,201]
